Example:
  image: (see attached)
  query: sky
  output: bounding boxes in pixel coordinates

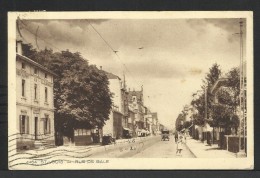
[17,18,246,129]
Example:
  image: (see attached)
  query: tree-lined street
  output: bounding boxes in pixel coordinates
[11,14,250,170]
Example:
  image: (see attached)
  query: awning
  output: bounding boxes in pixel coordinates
[141,129,148,133]
[123,127,132,131]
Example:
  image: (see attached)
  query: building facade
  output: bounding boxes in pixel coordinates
[16,41,55,150]
[151,112,159,135]
[144,108,152,135]
[128,107,136,137]
[102,72,124,139]
[128,88,146,136]
[121,76,129,131]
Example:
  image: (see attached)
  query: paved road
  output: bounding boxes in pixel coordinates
[132,136,196,158]
[9,136,196,169]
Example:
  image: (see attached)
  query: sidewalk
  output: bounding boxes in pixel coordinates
[185,137,236,158]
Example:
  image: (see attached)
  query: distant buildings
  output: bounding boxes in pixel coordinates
[144,108,152,134]
[103,71,163,139]
[151,112,159,134]
[16,40,55,150]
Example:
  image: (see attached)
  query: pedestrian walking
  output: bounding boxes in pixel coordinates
[174,131,178,143]
[176,135,185,156]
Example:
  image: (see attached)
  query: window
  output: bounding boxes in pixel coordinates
[22,79,25,97]
[34,84,37,100]
[45,87,48,102]
[34,68,38,75]
[44,117,50,134]
[20,115,29,134]
[45,73,47,79]
[22,62,25,69]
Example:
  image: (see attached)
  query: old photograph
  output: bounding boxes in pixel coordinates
[8,11,253,169]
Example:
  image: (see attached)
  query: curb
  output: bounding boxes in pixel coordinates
[184,142,197,158]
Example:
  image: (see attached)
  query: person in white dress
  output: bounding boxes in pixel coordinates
[176,135,185,156]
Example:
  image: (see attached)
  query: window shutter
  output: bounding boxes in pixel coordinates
[19,115,22,134]
[26,116,29,134]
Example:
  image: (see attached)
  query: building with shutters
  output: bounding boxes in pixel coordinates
[16,40,56,150]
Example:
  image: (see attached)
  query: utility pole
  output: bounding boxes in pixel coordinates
[204,85,207,143]
[205,86,207,121]
[237,18,246,157]
[241,19,246,154]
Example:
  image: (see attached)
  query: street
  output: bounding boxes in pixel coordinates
[89,135,195,158]
[132,136,195,158]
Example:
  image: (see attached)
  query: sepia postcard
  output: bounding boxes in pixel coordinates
[8,11,253,170]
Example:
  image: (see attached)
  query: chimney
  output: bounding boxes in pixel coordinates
[16,40,23,55]
[100,66,102,70]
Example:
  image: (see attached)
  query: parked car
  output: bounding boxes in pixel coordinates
[102,135,116,145]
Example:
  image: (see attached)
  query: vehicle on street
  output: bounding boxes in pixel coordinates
[161,130,170,141]
[102,134,116,145]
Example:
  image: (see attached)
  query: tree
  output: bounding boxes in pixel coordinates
[190,63,241,136]
[175,113,184,131]
[211,67,240,134]
[204,63,222,87]
[211,104,239,134]
[183,120,192,129]
[191,94,206,127]
[226,67,240,111]
[205,63,222,121]
[21,43,37,58]
[22,44,112,143]
[191,63,222,127]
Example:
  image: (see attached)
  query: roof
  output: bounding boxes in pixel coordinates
[210,78,228,94]
[17,53,58,77]
[104,71,121,80]
[151,112,158,119]
[123,127,132,131]
[16,27,23,42]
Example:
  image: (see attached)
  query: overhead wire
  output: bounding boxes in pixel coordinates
[17,18,63,52]
[87,21,116,54]
[86,20,142,87]
[18,18,142,88]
